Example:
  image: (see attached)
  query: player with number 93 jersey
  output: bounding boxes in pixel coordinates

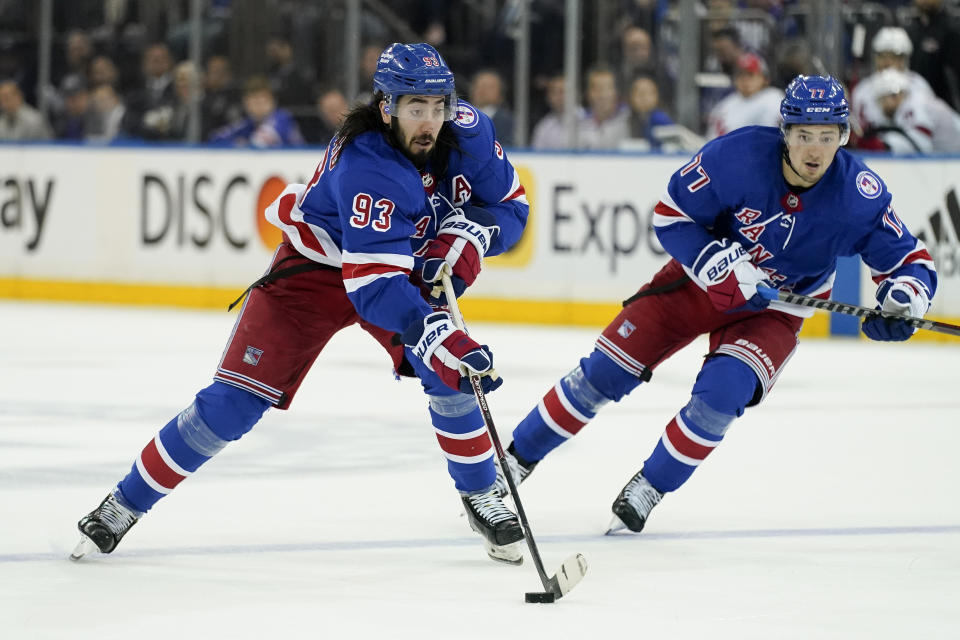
[71,42,531,567]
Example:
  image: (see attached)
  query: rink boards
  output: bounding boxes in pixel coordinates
[1,143,958,339]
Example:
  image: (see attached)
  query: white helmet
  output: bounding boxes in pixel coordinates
[872,27,913,57]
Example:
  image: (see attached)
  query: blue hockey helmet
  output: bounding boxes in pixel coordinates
[780,75,850,143]
[373,42,458,120]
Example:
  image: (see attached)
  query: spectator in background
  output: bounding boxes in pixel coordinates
[166,61,204,141]
[863,68,960,154]
[578,66,630,150]
[123,42,177,140]
[705,26,745,78]
[706,53,783,139]
[208,75,304,148]
[468,68,516,146]
[89,55,121,90]
[265,35,313,108]
[352,42,385,104]
[623,73,674,150]
[86,83,126,143]
[202,55,242,138]
[313,86,348,145]
[700,26,746,129]
[51,76,93,140]
[530,73,583,150]
[907,0,960,111]
[618,26,655,86]
[851,27,934,137]
[0,80,53,141]
[59,30,94,89]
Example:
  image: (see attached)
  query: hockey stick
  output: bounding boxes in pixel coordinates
[756,286,960,337]
[441,271,588,604]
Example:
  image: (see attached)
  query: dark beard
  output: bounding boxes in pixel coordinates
[389,119,434,169]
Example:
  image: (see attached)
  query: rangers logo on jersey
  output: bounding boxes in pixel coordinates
[243,346,264,366]
[455,103,479,128]
[617,319,636,338]
[856,171,882,199]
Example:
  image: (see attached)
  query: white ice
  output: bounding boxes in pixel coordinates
[1,300,958,639]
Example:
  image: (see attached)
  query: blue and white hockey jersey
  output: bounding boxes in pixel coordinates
[264,101,528,333]
[653,126,937,316]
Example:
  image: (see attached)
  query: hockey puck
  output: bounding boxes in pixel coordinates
[524,592,556,603]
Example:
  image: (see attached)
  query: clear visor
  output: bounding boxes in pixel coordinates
[783,124,849,147]
[385,94,457,122]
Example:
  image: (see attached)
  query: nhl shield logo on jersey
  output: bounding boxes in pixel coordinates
[617,319,636,339]
[455,104,479,128]
[855,171,882,199]
[242,346,264,366]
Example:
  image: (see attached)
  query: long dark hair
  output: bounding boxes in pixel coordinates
[335,91,462,177]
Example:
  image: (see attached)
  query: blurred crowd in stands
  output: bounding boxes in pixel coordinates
[0,0,958,154]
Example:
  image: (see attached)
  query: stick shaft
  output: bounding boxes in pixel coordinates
[441,273,554,591]
[767,288,960,338]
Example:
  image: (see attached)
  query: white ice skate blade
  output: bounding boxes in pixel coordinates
[69,535,97,561]
[604,515,631,535]
[483,539,524,565]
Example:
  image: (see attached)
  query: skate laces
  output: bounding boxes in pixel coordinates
[494,451,532,497]
[622,473,663,515]
[97,494,138,535]
[467,490,516,525]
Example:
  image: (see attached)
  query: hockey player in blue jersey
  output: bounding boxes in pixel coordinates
[72,43,531,564]
[495,75,937,533]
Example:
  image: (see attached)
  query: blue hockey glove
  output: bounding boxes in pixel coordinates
[692,239,773,313]
[402,311,503,394]
[421,205,500,305]
[862,277,930,342]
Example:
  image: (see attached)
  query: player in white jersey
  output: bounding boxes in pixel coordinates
[867,68,960,153]
[706,53,784,140]
[851,26,935,142]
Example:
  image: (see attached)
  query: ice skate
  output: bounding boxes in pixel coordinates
[461,488,525,565]
[493,442,538,499]
[70,490,141,560]
[606,469,663,534]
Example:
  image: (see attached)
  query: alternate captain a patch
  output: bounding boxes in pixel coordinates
[242,346,264,366]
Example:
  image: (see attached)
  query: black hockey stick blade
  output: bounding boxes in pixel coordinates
[756,286,960,338]
[524,553,588,603]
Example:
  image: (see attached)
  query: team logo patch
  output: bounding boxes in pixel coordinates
[455,104,478,128]
[421,172,434,188]
[855,171,882,199]
[617,320,636,339]
[787,194,798,208]
[242,346,264,366]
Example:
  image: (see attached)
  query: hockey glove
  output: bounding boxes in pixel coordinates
[693,239,773,313]
[861,276,930,342]
[421,205,500,305]
[402,311,503,394]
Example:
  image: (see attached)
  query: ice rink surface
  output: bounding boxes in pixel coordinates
[1,300,958,639]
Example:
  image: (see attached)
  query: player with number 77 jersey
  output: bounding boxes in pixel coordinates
[495,75,937,536]
[70,42,530,567]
